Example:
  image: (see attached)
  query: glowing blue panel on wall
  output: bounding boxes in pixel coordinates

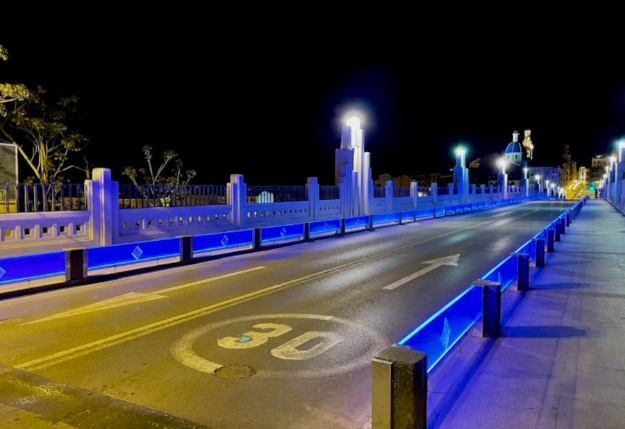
[345,215,370,230]
[416,208,434,219]
[401,210,416,222]
[481,255,516,292]
[434,206,445,217]
[372,212,400,226]
[0,251,66,284]
[88,238,181,270]
[398,284,482,373]
[193,230,254,253]
[309,219,341,235]
[261,223,304,243]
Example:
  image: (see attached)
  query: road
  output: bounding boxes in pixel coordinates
[0,200,575,429]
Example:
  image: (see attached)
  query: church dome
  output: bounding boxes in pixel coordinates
[505,141,522,154]
[504,130,523,165]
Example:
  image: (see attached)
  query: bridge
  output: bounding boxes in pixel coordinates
[0,120,624,428]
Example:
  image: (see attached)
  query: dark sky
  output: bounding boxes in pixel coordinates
[3,8,625,186]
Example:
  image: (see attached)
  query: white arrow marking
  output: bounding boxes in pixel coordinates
[383,254,460,290]
[25,292,167,324]
[24,266,266,325]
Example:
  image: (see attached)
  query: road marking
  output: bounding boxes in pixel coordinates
[170,314,387,378]
[22,267,266,325]
[383,254,460,290]
[159,266,266,293]
[23,292,167,324]
[14,221,491,371]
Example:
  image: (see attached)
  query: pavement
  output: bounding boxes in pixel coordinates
[426,198,625,429]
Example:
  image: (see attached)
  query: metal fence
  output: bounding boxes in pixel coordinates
[373,186,386,198]
[319,185,340,200]
[118,184,228,209]
[0,183,87,213]
[246,186,308,203]
[393,187,411,198]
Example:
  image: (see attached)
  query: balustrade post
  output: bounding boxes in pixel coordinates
[307,177,319,222]
[229,174,246,230]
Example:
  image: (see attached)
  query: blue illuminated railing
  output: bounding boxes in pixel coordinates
[396,196,588,373]
[0,195,542,292]
[0,251,66,284]
[398,285,482,372]
[88,239,182,270]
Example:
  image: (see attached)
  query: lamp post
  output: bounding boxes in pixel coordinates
[545,179,550,197]
[453,146,468,203]
[535,174,541,195]
[497,158,508,199]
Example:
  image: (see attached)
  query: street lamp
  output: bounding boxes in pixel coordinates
[535,174,541,194]
[497,158,507,174]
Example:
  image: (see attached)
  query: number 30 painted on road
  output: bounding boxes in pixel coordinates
[218,323,343,360]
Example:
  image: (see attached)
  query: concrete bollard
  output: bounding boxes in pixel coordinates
[555,222,561,242]
[565,212,571,227]
[534,238,545,267]
[514,253,530,291]
[372,346,427,429]
[560,216,566,234]
[179,236,193,262]
[340,218,346,235]
[473,279,502,337]
[304,223,311,241]
[547,228,555,252]
[65,248,87,282]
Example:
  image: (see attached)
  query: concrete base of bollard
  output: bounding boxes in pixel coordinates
[372,345,427,429]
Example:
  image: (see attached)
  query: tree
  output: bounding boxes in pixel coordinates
[0,44,89,184]
[122,145,196,186]
[0,45,31,118]
[121,145,197,207]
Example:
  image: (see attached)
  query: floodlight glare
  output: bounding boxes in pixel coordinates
[455,147,466,157]
[346,116,361,128]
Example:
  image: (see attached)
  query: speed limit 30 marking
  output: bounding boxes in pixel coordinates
[170,313,388,378]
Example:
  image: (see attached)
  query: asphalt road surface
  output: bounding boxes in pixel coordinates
[0,200,576,429]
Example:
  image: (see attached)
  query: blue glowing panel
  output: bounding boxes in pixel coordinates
[401,210,415,222]
[345,215,370,230]
[398,285,482,373]
[309,219,341,235]
[434,207,445,217]
[481,255,517,292]
[261,224,304,243]
[445,206,456,216]
[514,239,536,261]
[416,208,434,219]
[372,212,400,226]
[193,230,254,253]
[88,238,181,270]
[0,251,66,284]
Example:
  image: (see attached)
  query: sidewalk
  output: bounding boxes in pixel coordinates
[427,198,625,429]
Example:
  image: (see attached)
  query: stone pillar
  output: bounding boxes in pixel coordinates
[229,174,246,229]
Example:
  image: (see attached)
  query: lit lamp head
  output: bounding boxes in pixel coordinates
[497,158,507,174]
[346,116,361,129]
[455,146,466,168]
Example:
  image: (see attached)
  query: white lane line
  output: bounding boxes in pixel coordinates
[159,266,266,293]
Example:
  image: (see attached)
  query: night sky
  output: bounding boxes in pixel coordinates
[3,8,625,186]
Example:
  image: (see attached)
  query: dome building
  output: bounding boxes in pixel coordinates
[504,130,523,167]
